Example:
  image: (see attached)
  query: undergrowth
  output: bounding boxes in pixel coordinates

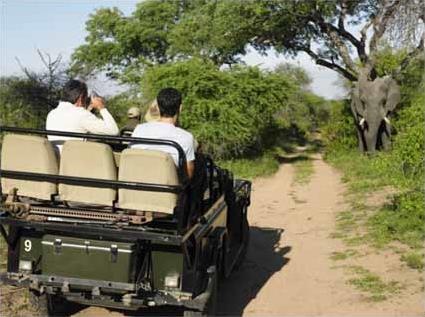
[347,266,402,302]
[292,157,314,185]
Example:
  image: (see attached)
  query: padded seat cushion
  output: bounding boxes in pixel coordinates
[1,134,58,200]
[59,141,117,206]
[118,148,179,214]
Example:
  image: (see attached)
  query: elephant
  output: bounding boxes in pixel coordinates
[350,72,401,153]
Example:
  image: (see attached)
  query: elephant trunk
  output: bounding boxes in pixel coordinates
[363,117,388,153]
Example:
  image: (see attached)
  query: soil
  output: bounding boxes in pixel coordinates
[1,154,423,316]
[216,154,424,316]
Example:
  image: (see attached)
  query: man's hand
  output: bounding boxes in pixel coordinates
[90,96,105,110]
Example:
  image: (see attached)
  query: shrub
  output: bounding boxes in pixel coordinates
[141,59,296,159]
[321,99,357,157]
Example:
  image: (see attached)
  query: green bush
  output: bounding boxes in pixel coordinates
[321,99,357,157]
[106,92,147,128]
[141,59,296,159]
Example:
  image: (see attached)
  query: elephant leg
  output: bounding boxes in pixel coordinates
[381,122,392,151]
[356,126,366,152]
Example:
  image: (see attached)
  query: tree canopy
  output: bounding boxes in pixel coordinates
[71,0,424,83]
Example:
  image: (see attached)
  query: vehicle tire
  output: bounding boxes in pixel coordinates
[234,216,250,271]
[28,290,49,316]
[205,267,218,316]
[29,291,74,316]
[183,264,219,317]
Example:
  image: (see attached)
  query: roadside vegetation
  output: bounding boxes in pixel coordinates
[323,51,424,300]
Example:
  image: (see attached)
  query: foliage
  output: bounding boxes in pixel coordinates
[323,53,425,249]
[321,99,357,155]
[141,58,301,159]
[347,266,401,302]
[400,252,424,271]
[0,77,48,129]
[0,52,68,129]
[106,92,146,128]
[292,157,314,185]
[219,150,280,180]
[70,1,189,81]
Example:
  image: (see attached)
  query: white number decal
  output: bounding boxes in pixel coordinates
[24,240,32,252]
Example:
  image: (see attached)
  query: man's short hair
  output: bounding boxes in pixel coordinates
[157,88,182,118]
[62,79,88,104]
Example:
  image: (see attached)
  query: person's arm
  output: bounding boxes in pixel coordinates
[81,97,119,135]
[185,135,196,179]
[187,161,195,179]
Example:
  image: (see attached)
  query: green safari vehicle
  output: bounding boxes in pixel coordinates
[0,127,251,316]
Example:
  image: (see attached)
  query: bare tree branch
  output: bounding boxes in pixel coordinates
[368,0,402,72]
[316,17,358,74]
[301,46,357,81]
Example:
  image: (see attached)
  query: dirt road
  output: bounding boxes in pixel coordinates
[74,154,423,316]
[217,154,423,316]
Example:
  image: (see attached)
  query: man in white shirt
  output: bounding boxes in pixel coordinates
[131,88,195,179]
[46,79,119,153]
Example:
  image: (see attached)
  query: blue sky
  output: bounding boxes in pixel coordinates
[0,0,346,99]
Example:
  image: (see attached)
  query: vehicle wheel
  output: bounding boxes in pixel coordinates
[29,291,74,316]
[204,266,218,316]
[234,216,250,271]
[28,290,49,316]
[183,264,219,317]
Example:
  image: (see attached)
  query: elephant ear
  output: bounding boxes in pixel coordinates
[350,83,364,119]
[385,77,401,113]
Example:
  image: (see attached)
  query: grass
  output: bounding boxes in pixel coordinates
[346,265,402,302]
[220,150,280,180]
[292,156,314,185]
[401,252,424,271]
[330,249,359,261]
[327,149,424,249]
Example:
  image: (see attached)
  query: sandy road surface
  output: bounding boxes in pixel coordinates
[75,155,423,316]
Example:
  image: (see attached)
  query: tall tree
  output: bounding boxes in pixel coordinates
[70,0,190,82]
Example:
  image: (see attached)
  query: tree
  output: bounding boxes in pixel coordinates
[1,51,68,128]
[70,1,192,82]
[274,63,312,90]
[218,0,424,82]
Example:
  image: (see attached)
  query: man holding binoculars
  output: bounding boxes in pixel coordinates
[46,79,119,153]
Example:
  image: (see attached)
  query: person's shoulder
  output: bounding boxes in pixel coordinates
[175,127,193,138]
[175,127,194,145]
[132,122,151,135]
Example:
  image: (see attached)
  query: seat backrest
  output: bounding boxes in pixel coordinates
[1,134,58,200]
[59,141,117,206]
[118,148,179,214]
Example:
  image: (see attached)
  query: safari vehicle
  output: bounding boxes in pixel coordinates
[0,126,251,316]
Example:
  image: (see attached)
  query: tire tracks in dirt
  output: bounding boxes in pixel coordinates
[218,153,424,316]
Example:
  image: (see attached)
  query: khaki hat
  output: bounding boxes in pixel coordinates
[144,99,161,122]
[127,107,141,119]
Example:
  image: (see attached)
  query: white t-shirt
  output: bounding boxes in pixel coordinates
[46,101,119,152]
[130,122,195,165]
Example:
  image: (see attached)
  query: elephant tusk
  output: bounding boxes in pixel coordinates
[384,117,391,125]
[359,118,365,127]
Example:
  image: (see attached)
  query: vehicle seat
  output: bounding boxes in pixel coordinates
[59,141,117,206]
[118,148,179,214]
[0,134,58,200]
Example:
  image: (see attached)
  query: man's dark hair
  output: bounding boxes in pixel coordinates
[62,79,88,104]
[157,88,182,117]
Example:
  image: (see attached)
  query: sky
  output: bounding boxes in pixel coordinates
[0,0,347,100]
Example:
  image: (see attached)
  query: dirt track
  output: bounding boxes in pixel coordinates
[75,154,424,316]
